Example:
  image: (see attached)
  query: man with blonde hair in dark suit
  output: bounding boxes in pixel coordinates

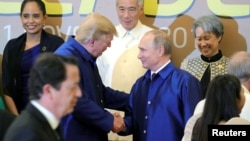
[55,12,129,141]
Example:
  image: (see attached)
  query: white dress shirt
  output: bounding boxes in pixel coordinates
[97,21,153,93]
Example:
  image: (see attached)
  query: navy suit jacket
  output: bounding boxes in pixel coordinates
[55,36,129,141]
[2,30,64,113]
[3,103,63,141]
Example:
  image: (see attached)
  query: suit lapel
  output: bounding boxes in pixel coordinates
[26,103,62,141]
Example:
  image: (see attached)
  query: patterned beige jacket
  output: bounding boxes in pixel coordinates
[180,56,229,81]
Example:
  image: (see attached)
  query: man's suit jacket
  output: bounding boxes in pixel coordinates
[3,103,63,141]
[55,36,129,141]
[0,110,16,141]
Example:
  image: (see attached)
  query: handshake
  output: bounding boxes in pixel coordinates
[112,112,126,133]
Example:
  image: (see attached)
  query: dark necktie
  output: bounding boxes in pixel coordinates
[54,125,62,141]
[151,73,157,80]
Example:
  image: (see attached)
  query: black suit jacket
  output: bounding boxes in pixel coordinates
[3,103,63,141]
[0,110,16,141]
[2,30,64,113]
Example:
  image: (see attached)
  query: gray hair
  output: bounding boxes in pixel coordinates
[192,15,224,38]
[145,30,172,55]
[116,0,143,8]
[228,51,250,82]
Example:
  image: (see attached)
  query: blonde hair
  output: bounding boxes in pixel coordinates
[75,12,117,43]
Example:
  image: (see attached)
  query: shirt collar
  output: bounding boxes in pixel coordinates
[31,100,59,130]
[117,21,144,40]
[201,50,223,62]
[69,36,96,64]
[151,60,171,75]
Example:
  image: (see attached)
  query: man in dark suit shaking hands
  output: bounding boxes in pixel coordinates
[3,53,82,141]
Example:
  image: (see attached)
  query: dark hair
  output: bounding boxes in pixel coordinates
[20,0,46,16]
[28,53,78,100]
[192,74,241,141]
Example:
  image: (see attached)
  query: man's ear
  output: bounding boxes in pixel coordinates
[42,84,54,99]
[139,3,144,15]
[158,45,165,56]
[86,38,94,47]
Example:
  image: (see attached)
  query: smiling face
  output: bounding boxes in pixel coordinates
[20,1,46,35]
[138,32,161,71]
[116,0,142,31]
[195,27,222,58]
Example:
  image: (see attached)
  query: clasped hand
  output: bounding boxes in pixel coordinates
[112,112,126,133]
